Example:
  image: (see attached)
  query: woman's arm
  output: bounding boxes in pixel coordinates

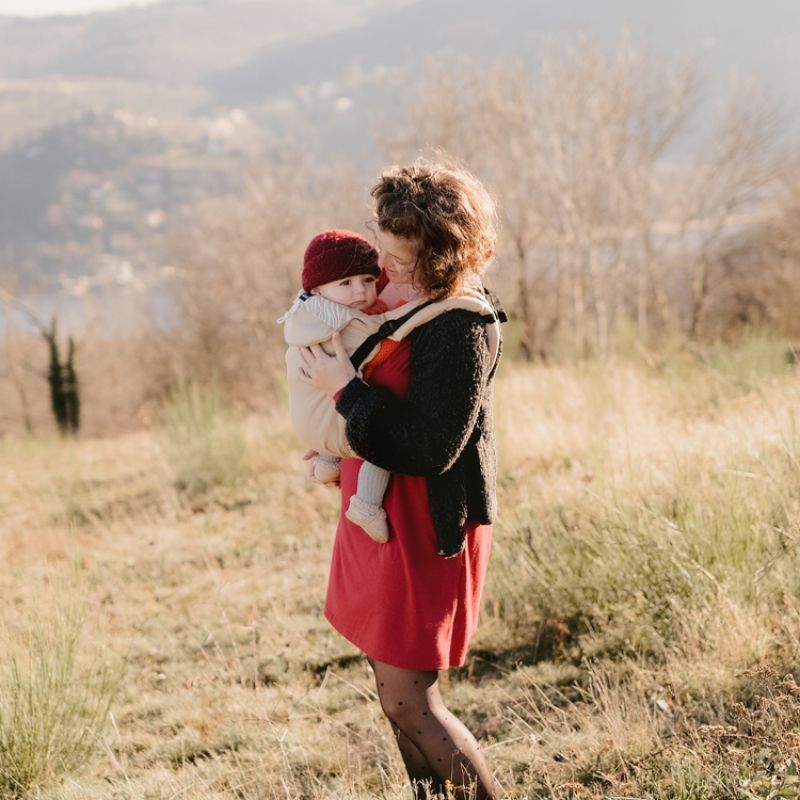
[335,310,493,476]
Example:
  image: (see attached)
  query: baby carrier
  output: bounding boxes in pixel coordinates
[278,281,505,459]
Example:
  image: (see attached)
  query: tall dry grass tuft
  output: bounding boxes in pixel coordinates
[488,334,800,663]
[0,601,119,799]
[470,335,800,796]
[159,380,247,497]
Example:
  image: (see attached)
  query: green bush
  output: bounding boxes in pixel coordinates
[160,380,247,497]
[660,329,793,412]
[0,605,118,798]
[491,493,717,659]
[490,423,800,661]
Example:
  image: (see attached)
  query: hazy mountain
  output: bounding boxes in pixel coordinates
[0,0,797,329]
[3,0,797,109]
[0,0,395,84]
[205,0,800,108]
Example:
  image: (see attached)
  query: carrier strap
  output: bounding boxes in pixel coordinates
[348,286,507,372]
[349,299,436,371]
[483,286,508,323]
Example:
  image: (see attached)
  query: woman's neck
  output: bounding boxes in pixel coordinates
[378,281,426,308]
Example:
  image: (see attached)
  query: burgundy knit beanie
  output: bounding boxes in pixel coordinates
[302,229,380,292]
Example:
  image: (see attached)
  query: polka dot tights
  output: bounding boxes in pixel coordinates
[369,659,499,800]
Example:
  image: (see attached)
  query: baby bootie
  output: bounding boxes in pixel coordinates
[346,495,389,543]
[312,457,341,484]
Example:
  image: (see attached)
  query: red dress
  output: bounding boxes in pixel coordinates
[324,338,493,671]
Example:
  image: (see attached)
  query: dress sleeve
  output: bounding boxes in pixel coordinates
[334,310,492,476]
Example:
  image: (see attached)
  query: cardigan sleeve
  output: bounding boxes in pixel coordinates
[334,310,492,477]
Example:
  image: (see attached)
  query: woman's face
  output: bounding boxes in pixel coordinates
[374,228,420,286]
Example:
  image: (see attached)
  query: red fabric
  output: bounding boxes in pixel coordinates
[361,336,402,376]
[324,338,493,670]
[362,297,390,315]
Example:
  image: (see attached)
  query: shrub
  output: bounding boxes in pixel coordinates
[0,604,118,798]
[490,494,717,660]
[160,379,247,497]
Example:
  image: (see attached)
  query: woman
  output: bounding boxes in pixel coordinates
[298,162,502,800]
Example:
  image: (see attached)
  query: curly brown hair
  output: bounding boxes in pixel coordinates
[370,162,497,300]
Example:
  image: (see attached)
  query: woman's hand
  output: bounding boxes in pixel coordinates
[298,332,356,397]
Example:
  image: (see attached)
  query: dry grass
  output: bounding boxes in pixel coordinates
[1,337,800,798]
[0,594,119,799]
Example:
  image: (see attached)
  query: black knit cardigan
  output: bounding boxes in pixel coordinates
[334,308,501,557]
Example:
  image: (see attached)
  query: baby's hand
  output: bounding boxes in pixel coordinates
[302,449,340,486]
[311,457,341,485]
[302,449,320,481]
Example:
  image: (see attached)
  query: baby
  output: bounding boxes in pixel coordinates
[290,229,393,543]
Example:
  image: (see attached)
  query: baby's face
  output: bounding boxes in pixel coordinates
[313,273,378,310]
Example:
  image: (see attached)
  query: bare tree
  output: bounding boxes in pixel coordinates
[382,35,789,357]
[164,156,368,406]
[674,80,785,340]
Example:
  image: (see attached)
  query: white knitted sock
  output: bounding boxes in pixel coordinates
[355,462,391,506]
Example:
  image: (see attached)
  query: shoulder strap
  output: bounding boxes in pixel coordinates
[349,286,508,371]
[350,299,436,371]
[482,286,508,323]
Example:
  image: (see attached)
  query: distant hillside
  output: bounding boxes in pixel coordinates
[205,0,800,108]
[0,0,797,303]
[0,0,392,84]
[0,0,406,295]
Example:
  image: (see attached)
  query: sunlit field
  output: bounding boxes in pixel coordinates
[2,334,800,799]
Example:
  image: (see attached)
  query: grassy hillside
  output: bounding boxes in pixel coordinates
[2,339,800,798]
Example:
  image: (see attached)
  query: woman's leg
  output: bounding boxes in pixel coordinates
[391,721,446,799]
[369,659,499,800]
[369,659,444,799]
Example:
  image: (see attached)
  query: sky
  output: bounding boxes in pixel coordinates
[0,0,163,15]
